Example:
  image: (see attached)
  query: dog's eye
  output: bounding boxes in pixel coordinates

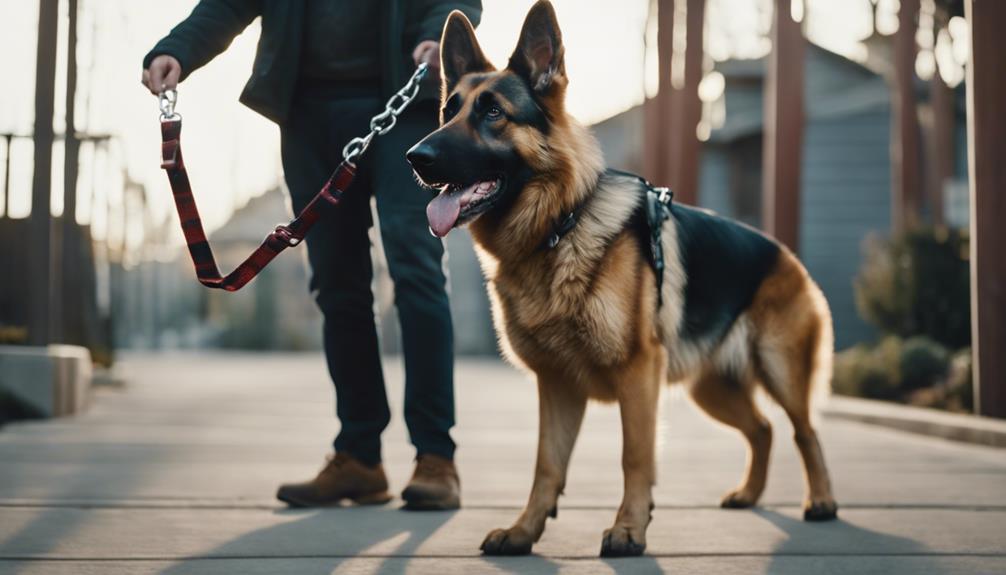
[486,106,503,121]
[442,105,459,122]
[442,93,461,122]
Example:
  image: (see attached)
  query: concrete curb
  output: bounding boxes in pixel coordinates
[823,395,1006,448]
[0,344,92,417]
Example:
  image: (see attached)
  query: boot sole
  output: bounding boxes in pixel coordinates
[400,492,460,511]
[277,490,394,508]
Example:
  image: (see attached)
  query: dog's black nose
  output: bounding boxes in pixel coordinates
[406,143,437,168]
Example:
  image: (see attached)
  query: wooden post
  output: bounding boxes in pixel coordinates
[966,0,1006,418]
[891,0,922,232]
[925,4,953,228]
[644,0,675,186]
[670,0,704,205]
[59,0,80,345]
[28,0,59,346]
[2,134,11,218]
[927,74,953,227]
[762,0,806,253]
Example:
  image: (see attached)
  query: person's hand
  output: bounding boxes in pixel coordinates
[142,55,182,95]
[413,40,441,76]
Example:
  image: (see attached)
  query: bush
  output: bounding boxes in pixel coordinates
[833,337,902,400]
[899,336,951,391]
[944,349,974,411]
[855,228,971,349]
[833,336,952,401]
[0,324,27,345]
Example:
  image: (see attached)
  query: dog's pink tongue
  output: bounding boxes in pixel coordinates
[426,191,461,238]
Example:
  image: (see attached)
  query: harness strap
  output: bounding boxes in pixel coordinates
[606,169,674,307]
[644,183,673,306]
[160,118,356,291]
[541,200,590,250]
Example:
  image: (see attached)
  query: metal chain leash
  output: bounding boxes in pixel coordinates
[342,62,430,166]
[157,62,429,164]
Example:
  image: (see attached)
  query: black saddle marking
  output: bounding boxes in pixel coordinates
[670,203,781,344]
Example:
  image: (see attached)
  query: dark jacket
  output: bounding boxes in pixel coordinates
[144,0,481,124]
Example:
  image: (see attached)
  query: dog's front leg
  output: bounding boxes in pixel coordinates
[481,373,587,555]
[601,358,660,557]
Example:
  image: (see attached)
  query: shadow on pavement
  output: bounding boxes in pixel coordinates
[756,509,946,575]
[158,506,455,575]
[152,505,576,575]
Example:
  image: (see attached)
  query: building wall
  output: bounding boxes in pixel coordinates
[799,106,892,349]
[699,147,732,215]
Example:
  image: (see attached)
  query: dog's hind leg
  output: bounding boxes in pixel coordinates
[481,372,587,556]
[758,338,838,522]
[600,351,662,557]
[748,251,838,521]
[689,370,772,509]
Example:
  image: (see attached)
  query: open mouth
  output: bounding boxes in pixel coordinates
[426,177,505,237]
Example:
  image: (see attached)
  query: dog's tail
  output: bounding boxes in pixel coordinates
[806,279,834,423]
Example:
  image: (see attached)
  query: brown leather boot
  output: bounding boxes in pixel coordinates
[277,453,393,508]
[401,454,461,511]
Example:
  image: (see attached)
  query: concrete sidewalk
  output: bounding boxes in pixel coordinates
[1,353,1004,574]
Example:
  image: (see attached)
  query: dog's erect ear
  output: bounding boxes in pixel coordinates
[508,0,565,94]
[440,10,492,93]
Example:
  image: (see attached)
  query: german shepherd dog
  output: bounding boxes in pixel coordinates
[407,0,838,557]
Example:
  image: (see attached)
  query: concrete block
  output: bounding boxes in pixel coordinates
[0,344,92,417]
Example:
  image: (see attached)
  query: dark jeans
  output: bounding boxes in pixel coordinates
[281,89,455,466]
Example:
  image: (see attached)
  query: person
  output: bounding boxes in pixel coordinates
[142,0,482,511]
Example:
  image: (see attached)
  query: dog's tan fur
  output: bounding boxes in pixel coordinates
[433,1,838,556]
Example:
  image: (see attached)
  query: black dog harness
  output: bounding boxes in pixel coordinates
[543,168,674,306]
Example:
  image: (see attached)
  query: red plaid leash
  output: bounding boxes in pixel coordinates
[160,118,355,291]
[157,63,429,292]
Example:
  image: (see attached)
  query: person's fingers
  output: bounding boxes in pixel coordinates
[413,40,440,67]
[142,69,153,93]
[163,61,181,91]
[148,64,165,95]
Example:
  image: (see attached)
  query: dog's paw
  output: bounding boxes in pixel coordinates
[480,526,534,556]
[803,498,838,521]
[720,488,759,509]
[600,525,646,557]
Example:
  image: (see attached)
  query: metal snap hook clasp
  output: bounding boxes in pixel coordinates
[159,89,179,120]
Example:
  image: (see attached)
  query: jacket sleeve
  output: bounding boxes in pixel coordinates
[406,0,482,46]
[142,0,261,81]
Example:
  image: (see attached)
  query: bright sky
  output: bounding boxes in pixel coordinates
[0,0,894,252]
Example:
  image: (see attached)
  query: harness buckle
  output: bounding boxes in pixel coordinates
[653,187,673,206]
